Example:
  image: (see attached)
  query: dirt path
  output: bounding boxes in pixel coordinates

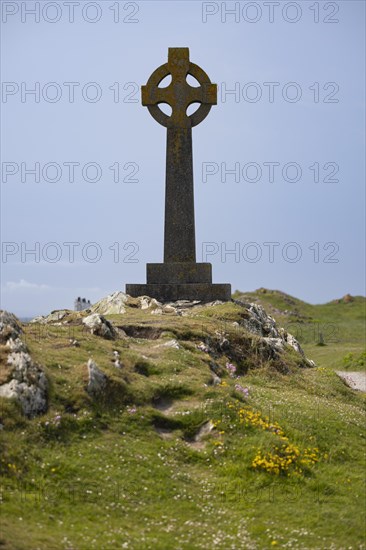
[336,371,366,392]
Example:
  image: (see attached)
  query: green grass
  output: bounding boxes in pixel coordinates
[0,291,365,549]
[234,288,366,371]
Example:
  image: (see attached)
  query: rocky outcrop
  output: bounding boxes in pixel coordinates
[333,293,354,304]
[0,310,48,417]
[237,302,280,338]
[232,301,315,368]
[30,310,71,325]
[90,291,129,315]
[0,311,23,342]
[82,314,118,339]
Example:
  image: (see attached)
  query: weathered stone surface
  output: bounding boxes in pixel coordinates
[0,310,48,417]
[234,301,315,367]
[82,314,118,339]
[126,283,231,303]
[126,48,231,302]
[147,263,212,284]
[138,296,162,310]
[262,337,284,353]
[91,291,128,315]
[193,420,215,442]
[279,329,303,355]
[30,310,71,324]
[0,310,23,342]
[238,302,279,338]
[162,304,178,314]
[336,371,366,392]
[154,339,180,350]
[6,337,27,353]
[210,373,221,386]
[86,359,108,396]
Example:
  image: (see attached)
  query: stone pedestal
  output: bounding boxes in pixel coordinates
[126,262,231,302]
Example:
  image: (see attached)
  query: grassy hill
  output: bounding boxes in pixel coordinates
[0,291,365,549]
[234,288,366,371]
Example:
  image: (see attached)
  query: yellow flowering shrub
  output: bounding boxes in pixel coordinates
[222,401,320,477]
[237,407,286,438]
[252,443,319,476]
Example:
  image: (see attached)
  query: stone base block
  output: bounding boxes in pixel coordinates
[125,283,232,303]
[147,262,212,284]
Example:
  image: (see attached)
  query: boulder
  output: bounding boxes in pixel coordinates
[193,420,215,442]
[91,291,129,315]
[163,304,177,314]
[210,373,221,386]
[82,314,118,339]
[29,310,71,324]
[154,339,180,350]
[0,311,48,417]
[86,359,108,396]
[0,375,47,418]
[138,297,163,311]
[0,311,23,342]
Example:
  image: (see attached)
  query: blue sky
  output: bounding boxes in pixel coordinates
[1,0,365,316]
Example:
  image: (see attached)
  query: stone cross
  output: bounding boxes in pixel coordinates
[126,48,231,302]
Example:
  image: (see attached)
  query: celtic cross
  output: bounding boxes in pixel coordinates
[142,47,217,263]
[126,49,231,303]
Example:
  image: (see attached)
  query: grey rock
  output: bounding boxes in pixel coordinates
[0,311,48,417]
[164,338,180,349]
[173,300,201,308]
[30,310,70,325]
[218,336,230,351]
[155,339,180,349]
[82,314,117,339]
[69,339,80,347]
[0,377,47,418]
[91,291,129,315]
[29,316,45,324]
[44,310,68,323]
[0,310,23,342]
[210,373,221,386]
[163,304,177,314]
[6,337,27,353]
[194,420,215,442]
[87,359,108,395]
[235,301,315,367]
[281,330,303,355]
[139,296,162,310]
[336,371,366,392]
[262,337,285,354]
[207,300,223,307]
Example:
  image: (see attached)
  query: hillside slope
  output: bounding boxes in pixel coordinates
[234,288,366,371]
[0,292,365,549]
